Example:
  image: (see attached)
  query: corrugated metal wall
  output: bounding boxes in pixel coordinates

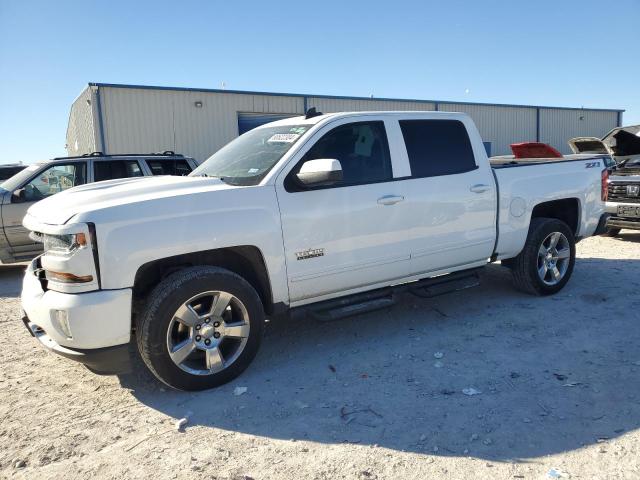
[65,87,98,156]
[539,109,619,154]
[68,84,621,162]
[307,97,435,113]
[439,103,537,156]
[100,87,304,161]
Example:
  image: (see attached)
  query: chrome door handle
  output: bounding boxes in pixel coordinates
[469,184,491,193]
[377,195,405,206]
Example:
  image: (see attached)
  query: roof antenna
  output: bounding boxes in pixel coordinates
[305,107,322,119]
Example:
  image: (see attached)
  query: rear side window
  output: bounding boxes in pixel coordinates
[399,120,476,177]
[146,159,192,176]
[94,160,143,182]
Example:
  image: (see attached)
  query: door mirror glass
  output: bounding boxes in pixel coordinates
[11,188,26,203]
[296,159,343,187]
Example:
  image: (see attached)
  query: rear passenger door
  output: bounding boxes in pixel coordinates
[398,118,497,275]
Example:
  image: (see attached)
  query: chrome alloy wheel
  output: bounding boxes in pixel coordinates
[166,291,250,375]
[537,232,571,286]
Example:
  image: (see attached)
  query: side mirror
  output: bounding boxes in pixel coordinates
[296,159,343,187]
[11,188,26,203]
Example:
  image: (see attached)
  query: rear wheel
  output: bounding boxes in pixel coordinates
[137,266,264,391]
[602,227,621,237]
[510,218,576,296]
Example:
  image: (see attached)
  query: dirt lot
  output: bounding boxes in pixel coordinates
[1,233,640,479]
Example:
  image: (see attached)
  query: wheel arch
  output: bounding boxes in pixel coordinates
[530,198,581,236]
[133,246,275,315]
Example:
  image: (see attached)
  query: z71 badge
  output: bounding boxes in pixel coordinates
[585,161,601,168]
[295,248,324,260]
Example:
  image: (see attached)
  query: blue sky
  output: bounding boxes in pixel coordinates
[1,0,638,164]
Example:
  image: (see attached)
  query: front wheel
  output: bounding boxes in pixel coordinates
[137,266,265,391]
[510,218,576,296]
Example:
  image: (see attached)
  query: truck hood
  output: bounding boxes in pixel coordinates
[26,175,236,225]
[568,137,609,155]
[569,125,640,159]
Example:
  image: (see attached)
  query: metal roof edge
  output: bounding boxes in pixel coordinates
[88,82,625,113]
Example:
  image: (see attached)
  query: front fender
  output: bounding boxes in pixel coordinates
[73,186,289,304]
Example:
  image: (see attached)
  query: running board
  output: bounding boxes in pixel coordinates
[410,270,480,298]
[305,268,482,322]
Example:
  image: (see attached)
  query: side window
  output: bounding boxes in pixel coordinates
[94,160,143,182]
[296,121,392,187]
[146,159,192,176]
[20,162,87,202]
[399,120,477,178]
[175,159,192,176]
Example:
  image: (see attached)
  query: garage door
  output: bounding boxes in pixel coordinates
[237,112,299,135]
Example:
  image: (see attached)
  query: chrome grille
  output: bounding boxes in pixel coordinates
[608,182,640,203]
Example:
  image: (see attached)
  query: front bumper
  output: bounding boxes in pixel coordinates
[605,201,640,231]
[20,259,133,374]
[606,217,640,231]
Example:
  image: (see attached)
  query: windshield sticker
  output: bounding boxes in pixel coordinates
[289,127,307,135]
[267,133,300,143]
[247,168,259,174]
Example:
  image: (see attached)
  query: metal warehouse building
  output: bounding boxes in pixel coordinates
[66,82,624,161]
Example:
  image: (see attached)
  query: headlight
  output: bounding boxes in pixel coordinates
[30,224,99,290]
[42,233,87,254]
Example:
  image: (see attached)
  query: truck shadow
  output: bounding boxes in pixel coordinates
[120,257,640,461]
[613,230,640,243]
[0,264,27,298]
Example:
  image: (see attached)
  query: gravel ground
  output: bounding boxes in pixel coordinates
[1,232,639,479]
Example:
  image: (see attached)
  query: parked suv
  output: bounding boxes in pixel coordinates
[0,152,197,263]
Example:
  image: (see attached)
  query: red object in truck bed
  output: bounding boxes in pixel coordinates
[510,142,563,159]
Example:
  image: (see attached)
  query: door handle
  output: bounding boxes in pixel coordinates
[377,195,405,206]
[469,184,491,193]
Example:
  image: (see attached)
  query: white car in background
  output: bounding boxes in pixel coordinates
[570,125,640,235]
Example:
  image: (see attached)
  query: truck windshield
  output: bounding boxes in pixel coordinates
[190,124,311,186]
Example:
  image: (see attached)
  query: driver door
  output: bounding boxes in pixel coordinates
[2,162,87,252]
[275,119,412,304]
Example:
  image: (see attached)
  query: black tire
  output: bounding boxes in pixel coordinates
[510,218,576,296]
[602,227,621,237]
[136,266,265,391]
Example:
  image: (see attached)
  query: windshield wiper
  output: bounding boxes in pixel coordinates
[195,173,227,182]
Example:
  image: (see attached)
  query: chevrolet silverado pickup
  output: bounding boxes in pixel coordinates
[20,110,610,391]
[570,125,640,235]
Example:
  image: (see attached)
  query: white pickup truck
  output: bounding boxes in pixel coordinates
[20,111,610,391]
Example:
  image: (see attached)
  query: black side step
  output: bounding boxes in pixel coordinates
[309,290,396,322]
[410,270,481,298]
[304,268,483,322]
